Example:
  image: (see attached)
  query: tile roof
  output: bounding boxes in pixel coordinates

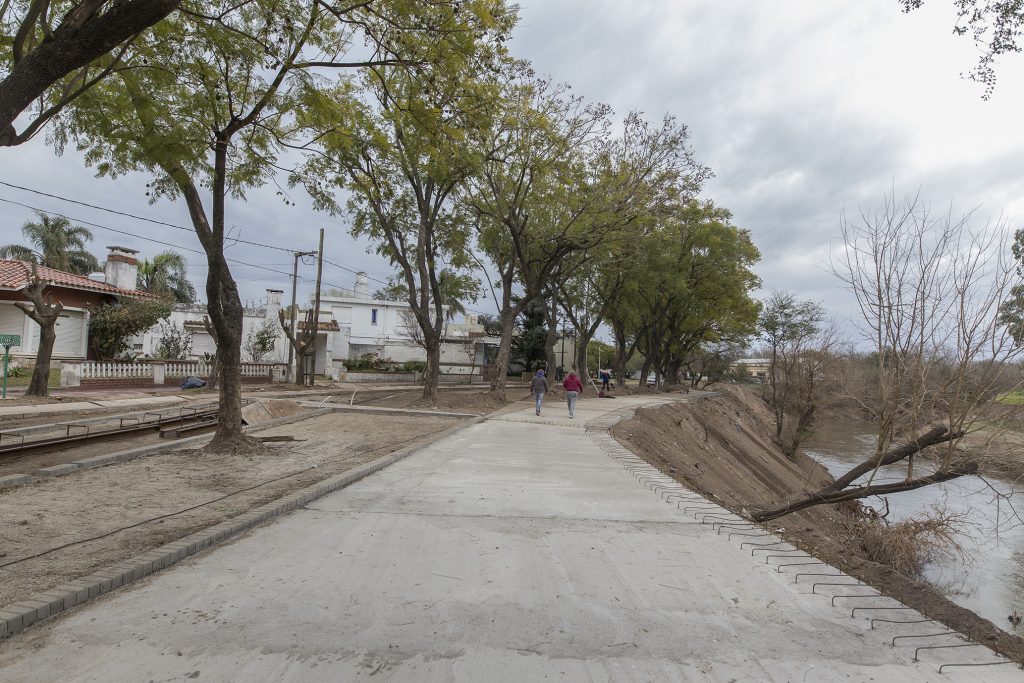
[0,260,149,297]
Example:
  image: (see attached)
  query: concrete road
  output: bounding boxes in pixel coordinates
[0,395,1019,681]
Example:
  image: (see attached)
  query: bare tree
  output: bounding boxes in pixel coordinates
[758,292,836,457]
[14,263,62,396]
[751,192,1020,522]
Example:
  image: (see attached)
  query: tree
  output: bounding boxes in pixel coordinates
[136,250,195,303]
[155,321,191,359]
[470,71,708,399]
[750,192,1020,521]
[14,263,62,396]
[299,54,498,400]
[0,212,99,274]
[511,296,549,372]
[0,0,182,146]
[88,296,172,358]
[618,200,760,392]
[758,292,833,457]
[59,0,502,449]
[244,319,278,363]
[899,0,1024,98]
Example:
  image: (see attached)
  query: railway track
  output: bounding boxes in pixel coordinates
[0,406,221,459]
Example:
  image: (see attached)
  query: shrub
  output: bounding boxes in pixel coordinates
[402,360,426,373]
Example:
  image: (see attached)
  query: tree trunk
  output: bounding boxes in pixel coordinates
[490,312,515,400]
[749,462,978,522]
[423,338,441,400]
[15,272,63,397]
[489,267,516,400]
[27,326,56,396]
[206,258,247,451]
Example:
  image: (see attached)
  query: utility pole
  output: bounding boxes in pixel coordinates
[305,228,325,386]
[287,248,317,383]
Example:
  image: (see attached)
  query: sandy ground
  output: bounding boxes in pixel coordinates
[0,412,466,608]
[610,386,1024,663]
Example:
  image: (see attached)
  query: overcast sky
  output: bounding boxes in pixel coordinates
[1,0,1022,331]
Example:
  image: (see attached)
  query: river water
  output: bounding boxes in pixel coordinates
[803,420,1024,632]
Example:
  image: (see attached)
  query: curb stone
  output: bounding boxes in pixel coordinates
[0,414,483,640]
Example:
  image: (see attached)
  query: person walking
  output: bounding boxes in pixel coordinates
[563,370,584,418]
[530,368,549,416]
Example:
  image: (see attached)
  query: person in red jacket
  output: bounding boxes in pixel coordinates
[562,370,584,418]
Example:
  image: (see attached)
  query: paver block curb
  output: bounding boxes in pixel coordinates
[0,413,482,641]
[33,464,79,477]
[0,474,32,489]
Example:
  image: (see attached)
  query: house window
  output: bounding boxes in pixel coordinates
[371,309,378,325]
[133,344,144,351]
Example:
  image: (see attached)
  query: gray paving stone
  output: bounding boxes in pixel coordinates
[33,464,79,477]
[0,474,32,488]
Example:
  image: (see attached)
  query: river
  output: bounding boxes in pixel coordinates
[803,420,1024,632]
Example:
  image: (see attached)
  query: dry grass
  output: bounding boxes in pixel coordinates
[838,503,971,578]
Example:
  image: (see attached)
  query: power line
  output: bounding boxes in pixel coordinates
[0,197,300,283]
[0,179,294,254]
[1,187,497,317]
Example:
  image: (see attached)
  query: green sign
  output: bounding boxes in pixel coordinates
[0,334,16,398]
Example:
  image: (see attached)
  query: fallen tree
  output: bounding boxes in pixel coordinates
[749,425,974,521]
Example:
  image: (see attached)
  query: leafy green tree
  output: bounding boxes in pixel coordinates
[58,0,509,447]
[298,50,504,399]
[88,296,173,359]
[0,0,182,146]
[0,212,99,274]
[511,297,548,372]
[620,200,761,391]
[136,250,195,303]
[470,72,707,399]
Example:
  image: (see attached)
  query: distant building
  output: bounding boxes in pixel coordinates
[730,357,770,379]
[134,271,499,378]
[0,247,149,362]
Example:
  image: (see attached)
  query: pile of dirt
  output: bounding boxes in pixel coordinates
[611,386,832,510]
[611,386,1024,663]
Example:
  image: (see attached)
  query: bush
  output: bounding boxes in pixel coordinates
[346,353,399,372]
[839,503,969,578]
[402,360,426,373]
[88,298,173,359]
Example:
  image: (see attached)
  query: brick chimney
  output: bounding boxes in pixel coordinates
[104,246,140,291]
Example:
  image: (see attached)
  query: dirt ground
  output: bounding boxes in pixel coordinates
[0,412,466,608]
[611,386,1024,663]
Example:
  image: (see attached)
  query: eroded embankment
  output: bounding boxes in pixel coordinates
[611,387,1024,663]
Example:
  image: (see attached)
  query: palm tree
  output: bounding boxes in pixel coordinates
[0,212,100,274]
[136,250,196,303]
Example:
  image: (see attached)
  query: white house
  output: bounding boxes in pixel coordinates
[135,271,498,378]
[132,290,289,363]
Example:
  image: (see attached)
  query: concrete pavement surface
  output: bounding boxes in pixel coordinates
[0,394,1019,681]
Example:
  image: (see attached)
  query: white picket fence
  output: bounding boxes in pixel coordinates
[81,361,153,381]
[165,361,212,378]
[63,360,282,387]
